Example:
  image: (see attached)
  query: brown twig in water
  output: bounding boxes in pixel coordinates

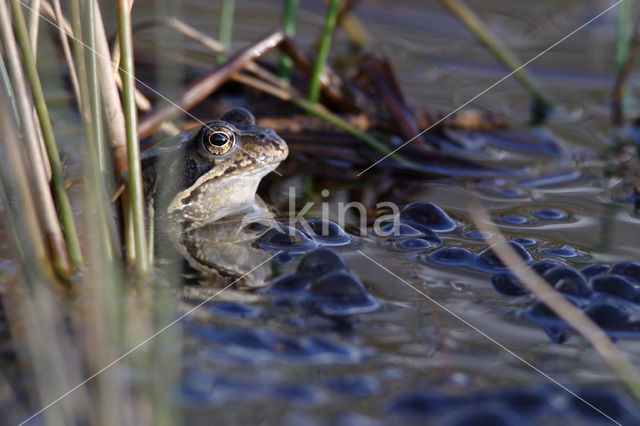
[469,200,640,403]
[138,30,286,137]
[358,55,429,149]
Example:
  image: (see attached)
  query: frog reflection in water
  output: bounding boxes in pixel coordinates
[142,108,288,285]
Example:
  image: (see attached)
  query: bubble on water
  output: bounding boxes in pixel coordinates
[610,261,640,285]
[266,273,310,295]
[543,267,591,298]
[491,273,529,296]
[397,238,432,251]
[307,272,380,316]
[399,201,456,232]
[541,245,579,258]
[590,274,640,303]
[258,226,318,254]
[475,241,532,272]
[428,247,475,266]
[581,264,610,278]
[296,248,347,281]
[501,215,530,225]
[533,208,568,220]
[301,219,351,246]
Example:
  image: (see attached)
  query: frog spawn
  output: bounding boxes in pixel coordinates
[265,248,380,316]
[489,261,640,342]
[180,198,640,421]
[257,219,352,263]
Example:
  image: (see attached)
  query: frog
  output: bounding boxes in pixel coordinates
[142,108,288,288]
[142,107,288,230]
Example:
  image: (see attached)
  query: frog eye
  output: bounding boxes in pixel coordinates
[199,126,235,156]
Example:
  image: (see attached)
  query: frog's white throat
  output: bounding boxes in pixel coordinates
[167,164,277,228]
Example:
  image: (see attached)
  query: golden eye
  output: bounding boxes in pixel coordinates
[201,127,235,155]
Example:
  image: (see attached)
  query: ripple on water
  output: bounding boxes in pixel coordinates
[324,374,380,397]
[188,326,365,364]
[207,301,261,319]
[540,244,580,258]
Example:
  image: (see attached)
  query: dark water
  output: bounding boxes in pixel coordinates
[9,0,640,424]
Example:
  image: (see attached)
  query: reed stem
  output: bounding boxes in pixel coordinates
[0,0,71,277]
[438,0,553,111]
[116,0,149,275]
[308,0,340,103]
[11,0,84,268]
[278,0,299,82]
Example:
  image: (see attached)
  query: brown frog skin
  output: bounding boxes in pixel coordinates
[142,108,288,230]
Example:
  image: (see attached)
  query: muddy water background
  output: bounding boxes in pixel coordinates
[23,0,640,424]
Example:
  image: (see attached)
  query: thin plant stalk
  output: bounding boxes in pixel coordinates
[0,91,49,275]
[83,0,107,176]
[217,0,235,63]
[308,0,340,104]
[616,0,631,76]
[11,0,84,268]
[116,0,149,275]
[278,0,298,81]
[0,0,71,277]
[612,0,636,125]
[469,201,640,403]
[45,0,81,103]
[93,3,128,179]
[438,0,553,110]
[0,56,19,123]
[28,0,41,56]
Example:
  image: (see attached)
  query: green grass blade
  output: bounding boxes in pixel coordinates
[116,0,149,275]
[308,0,340,103]
[278,0,299,82]
[217,0,235,63]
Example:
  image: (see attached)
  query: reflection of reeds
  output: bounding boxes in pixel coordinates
[438,0,554,119]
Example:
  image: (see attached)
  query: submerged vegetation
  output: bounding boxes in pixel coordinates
[0,0,639,424]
